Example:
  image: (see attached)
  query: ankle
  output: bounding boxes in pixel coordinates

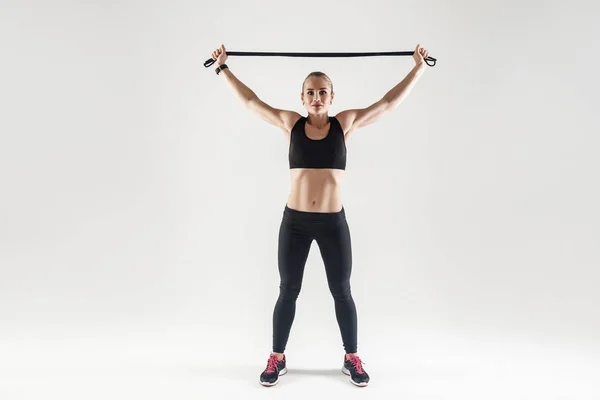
[271,352,284,360]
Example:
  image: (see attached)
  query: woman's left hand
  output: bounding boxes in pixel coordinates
[413,44,429,66]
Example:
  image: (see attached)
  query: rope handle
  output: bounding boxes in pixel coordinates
[203,50,437,68]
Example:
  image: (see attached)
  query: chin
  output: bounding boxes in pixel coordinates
[306,106,327,115]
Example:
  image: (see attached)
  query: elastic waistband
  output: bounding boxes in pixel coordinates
[283,204,345,221]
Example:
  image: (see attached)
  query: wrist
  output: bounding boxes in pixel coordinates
[215,63,229,75]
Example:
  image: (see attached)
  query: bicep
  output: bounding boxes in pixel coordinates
[336,99,390,134]
[246,97,301,134]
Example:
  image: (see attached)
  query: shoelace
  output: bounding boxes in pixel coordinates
[346,354,366,374]
[265,354,279,374]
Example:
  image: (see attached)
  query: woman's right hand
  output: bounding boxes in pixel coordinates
[211,44,228,67]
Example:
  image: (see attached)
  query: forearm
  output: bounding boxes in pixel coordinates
[382,63,426,110]
[218,67,258,105]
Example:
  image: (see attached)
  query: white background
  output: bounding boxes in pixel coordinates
[1,0,599,398]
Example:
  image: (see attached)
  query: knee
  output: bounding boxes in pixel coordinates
[279,282,302,301]
[329,282,352,301]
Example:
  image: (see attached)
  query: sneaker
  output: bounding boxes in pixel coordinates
[342,354,369,387]
[259,354,287,386]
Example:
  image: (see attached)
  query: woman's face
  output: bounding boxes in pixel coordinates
[301,77,333,114]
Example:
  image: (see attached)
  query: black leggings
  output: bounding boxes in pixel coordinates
[272,205,358,354]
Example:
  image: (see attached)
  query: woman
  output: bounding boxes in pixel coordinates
[210,43,429,387]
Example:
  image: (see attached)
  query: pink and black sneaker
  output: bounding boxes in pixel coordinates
[259,354,287,386]
[342,354,369,386]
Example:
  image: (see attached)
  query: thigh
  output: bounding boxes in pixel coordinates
[316,218,352,284]
[278,218,313,285]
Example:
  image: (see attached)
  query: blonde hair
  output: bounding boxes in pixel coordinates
[302,71,333,93]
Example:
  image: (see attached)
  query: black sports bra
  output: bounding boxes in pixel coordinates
[288,116,346,170]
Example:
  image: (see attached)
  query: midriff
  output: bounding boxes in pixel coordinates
[286,168,345,213]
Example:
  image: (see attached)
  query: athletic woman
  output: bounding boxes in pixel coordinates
[209,43,429,387]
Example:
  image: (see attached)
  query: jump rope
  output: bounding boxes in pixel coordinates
[204,50,437,68]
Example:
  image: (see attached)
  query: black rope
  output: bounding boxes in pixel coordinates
[204,50,437,68]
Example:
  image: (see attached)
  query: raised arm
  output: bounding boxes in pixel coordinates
[336,44,430,139]
[211,45,301,135]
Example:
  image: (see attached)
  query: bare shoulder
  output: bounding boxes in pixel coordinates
[335,98,389,139]
[334,109,358,135]
[280,110,303,133]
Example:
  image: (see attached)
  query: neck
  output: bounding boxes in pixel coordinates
[306,113,329,128]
